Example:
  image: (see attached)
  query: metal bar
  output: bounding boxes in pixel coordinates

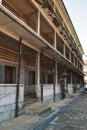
[41,84,43,102]
[15,38,22,117]
[40,51,44,102]
[53,59,56,102]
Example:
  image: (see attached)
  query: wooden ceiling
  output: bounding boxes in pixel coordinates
[3,0,36,15]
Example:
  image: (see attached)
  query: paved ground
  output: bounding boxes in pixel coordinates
[0,93,80,130]
[45,94,87,130]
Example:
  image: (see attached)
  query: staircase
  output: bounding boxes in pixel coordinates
[23,101,51,116]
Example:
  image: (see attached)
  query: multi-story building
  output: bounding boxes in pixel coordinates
[83,60,87,88]
[0,0,84,121]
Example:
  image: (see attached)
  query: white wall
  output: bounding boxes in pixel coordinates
[0,84,24,122]
[42,84,60,96]
[68,84,73,94]
[0,84,24,106]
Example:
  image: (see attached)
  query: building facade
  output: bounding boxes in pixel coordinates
[83,60,87,88]
[0,0,84,122]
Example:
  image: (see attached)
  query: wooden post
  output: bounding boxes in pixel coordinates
[15,38,22,117]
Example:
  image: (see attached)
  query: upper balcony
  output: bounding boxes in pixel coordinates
[0,0,84,75]
[1,0,83,59]
[2,0,38,32]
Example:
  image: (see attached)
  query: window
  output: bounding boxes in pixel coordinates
[25,69,35,86]
[48,73,53,84]
[0,65,16,84]
[5,65,16,83]
[0,65,5,83]
[42,72,53,84]
[67,69,70,84]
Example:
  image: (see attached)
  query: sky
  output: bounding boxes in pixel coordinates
[63,0,87,58]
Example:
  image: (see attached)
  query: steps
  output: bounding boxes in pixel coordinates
[24,102,51,115]
[33,105,51,114]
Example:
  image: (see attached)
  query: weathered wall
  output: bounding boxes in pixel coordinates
[0,84,24,122]
[68,84,73,95]
[24,85,35,96]
[36,84,61,102]
[0,47,18,63]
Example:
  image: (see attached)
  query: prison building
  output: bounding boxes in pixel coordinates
[83,60,87,88]
[0,0,84,122]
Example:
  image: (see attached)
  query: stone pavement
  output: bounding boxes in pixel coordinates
[0,93,79,130]
[45,94,87,130]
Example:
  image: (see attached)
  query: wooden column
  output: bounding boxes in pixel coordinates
[15,38,22,117]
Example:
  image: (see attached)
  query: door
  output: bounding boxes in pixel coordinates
[5,65,16,83]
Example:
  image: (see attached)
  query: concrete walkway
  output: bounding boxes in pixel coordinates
[45,94,87,130]
[0,94,79,130]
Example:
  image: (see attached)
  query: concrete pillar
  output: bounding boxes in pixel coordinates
[71,71,73,86]
[75,59,77,67]
[35,52,40,98]
[74,73,77,92]
[54,31,56,49]
[69,71,73,94]
[69,50,71,61]
[77,60,78,67]
[57,64,61,94]
[36,52,40,85]
[64,68,68,92]
[63,43,66,57]
[36,10,40,35]
[54,3,56,12]
[0,0,2,4]
[63,21,65,28]
[73,56,75,65]
[64,77,67,91]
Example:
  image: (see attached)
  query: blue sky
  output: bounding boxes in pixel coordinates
[63,0,87,56]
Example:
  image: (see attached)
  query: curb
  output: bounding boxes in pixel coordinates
[31,96,80,130]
